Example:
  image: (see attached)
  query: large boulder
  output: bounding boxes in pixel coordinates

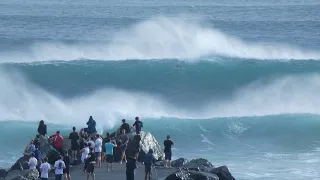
[155,158,188,167]
[113,131,164,162]
[165,170,219,180]
[183,158,214,171]
[210,166,235,180]
[4,169,38,180]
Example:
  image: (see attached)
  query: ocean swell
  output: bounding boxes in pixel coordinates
[0,17,320,63]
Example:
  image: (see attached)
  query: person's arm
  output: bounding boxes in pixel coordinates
[141,122,143,128]
[79,128,83,136]
[79,148,84,154]
[37,126,40,134]
[39,164,43,172]
[69,133,72,139]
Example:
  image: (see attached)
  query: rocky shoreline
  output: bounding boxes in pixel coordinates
[0,131,236,180]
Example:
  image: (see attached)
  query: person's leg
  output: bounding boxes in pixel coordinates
[168,153,172,168]
[68,173,71,180]
[144,166,148,180]
[110,162,113,171]
[91,173,95,180]
[63,173,67,180]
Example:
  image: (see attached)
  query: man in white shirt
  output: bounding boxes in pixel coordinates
[94,134,102,168]
[54,155,66,180]
[28,152,38,170]
[88,137,95,149]
[40,157,51,180]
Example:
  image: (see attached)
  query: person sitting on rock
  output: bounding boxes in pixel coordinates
[25,140,36,155]
[34,135,41,150]
[119,129,129,164]
[143,149,156,180]
[50,131,63,154]
[126,156,137,180]
[33,147,42,165]
[120,119,131,134]
[86,116,97,136]
[132,117,143,135]
[27,152,38,170]
[38,120,47,137]
[69,127,79,162]
[40,157,51,180]
[164,135,174,168]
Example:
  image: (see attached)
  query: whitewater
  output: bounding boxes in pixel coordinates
[1,0,320,179]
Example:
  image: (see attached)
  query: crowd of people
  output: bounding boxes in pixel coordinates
[24,116,174,180]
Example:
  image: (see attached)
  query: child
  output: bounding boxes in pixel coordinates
[144,149,156,180]
[40,157,51,180]
[54,155,66,180]
[63,150,71,180]
[85,148,96,180]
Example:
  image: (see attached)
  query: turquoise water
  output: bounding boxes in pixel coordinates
[1,0,320,179]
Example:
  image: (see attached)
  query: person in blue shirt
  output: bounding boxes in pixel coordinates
[105,139,117,172]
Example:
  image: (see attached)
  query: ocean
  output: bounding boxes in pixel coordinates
[1,0,320,179]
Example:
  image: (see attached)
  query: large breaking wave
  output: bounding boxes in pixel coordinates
[0,17,319,63]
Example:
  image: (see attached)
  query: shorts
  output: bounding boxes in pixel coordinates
[55,174,62,180]
[86,163,95,174]
[165,152,172,160]
[145,165,152,174]
[63,167,70,174]
[41,178,48,180]
[106,154,114,163]
[95,152,101,157]
[71,142,79,151]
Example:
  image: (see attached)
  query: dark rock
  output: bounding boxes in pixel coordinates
[0,169,7,178]
[9,155,30,171]
[4,169,38,180]
[183,158,214,171]
[165,170,219,180]
[172,158,188,167]
[210,166,235,180]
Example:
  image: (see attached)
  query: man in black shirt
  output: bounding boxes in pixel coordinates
[120,119,131,134]
[69,127,79,162]
[132,117,143,135]
[164,135,174,168]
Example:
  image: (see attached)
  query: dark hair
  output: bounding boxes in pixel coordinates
[89,116,93,121]
[85,142,89,147]
[88,142,91,147]
[57,155,62,160]
[122,119,126,122]
[95,134,100,138]
[43,157,48,162]
[36,135,40,138]
[30,152,35,157]
[56,131,60,134]
[135,117,139,120]
[106,139,111,143]
[89,147,93,152]
[40,120,44,124]
[91,137,94,140]
[167,135,170,139]
[106,132,110,138]
[72,127,76,131]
